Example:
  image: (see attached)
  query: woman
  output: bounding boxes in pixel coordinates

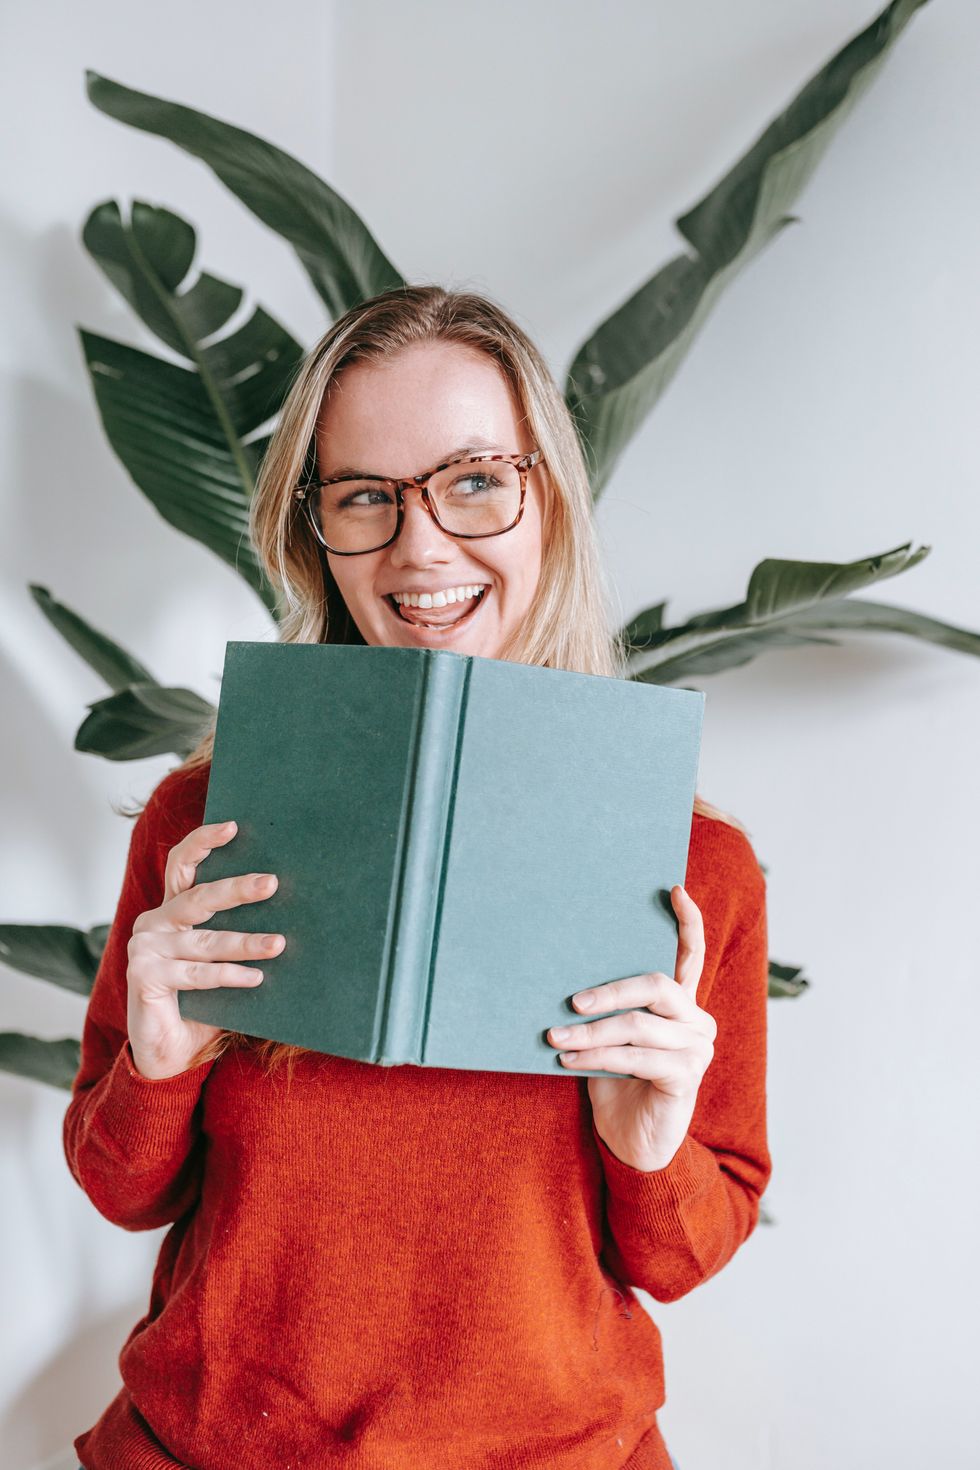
[65,285,770,1470]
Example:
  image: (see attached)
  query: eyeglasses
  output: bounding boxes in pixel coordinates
[293,448,544,555]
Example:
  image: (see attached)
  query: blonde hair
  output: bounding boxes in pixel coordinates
[141,284,745,1077]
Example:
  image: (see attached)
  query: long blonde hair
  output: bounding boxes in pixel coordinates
[138,284,744,1076]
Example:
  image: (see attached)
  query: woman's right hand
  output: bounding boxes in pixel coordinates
[125,819,285,1080]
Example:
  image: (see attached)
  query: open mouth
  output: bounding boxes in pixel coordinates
[384,586,488,634]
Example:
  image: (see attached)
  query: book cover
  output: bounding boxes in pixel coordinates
[179,642,704,1077]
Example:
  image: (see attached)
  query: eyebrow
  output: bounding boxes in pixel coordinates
[324,439,510,479]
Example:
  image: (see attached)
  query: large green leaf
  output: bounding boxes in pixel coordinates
[566,0,932,496]
[625,540,931,653]
[0,1034,81,1090]
[84,200,304,439]
[30,584,157,691]
[80,201,306,615]
[84,199,237,356]
[0,923,107,995]
[757,596,980,657]
[75,683,216,761]
[621,541,979,683]
[80,329,278,614]
[85,71,405,317]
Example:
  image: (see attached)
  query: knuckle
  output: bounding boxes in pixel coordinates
[194,890,218,922]
[135,905,162,935]
[625,1008,645,1037]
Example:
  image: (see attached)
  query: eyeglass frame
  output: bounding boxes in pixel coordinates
[293,448,544,556]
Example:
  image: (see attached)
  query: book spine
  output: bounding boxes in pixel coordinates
[375,653,471,1064]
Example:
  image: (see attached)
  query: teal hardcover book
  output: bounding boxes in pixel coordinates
[179,642,704,1077]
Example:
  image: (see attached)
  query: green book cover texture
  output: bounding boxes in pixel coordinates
[179,642,704,1078]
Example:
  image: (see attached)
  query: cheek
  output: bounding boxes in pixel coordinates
[516,514,545,600]
[493,539,540,609]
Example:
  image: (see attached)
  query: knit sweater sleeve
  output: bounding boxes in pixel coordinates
[62,769,216,1231]
[593,826,772,1303]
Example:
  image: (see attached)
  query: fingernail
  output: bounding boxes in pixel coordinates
[574,991,595,1009]
[551,1027,572,1042]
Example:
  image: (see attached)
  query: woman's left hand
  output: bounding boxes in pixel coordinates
[546,885,715,1172]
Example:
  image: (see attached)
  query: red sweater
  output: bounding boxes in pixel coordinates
[65,760,771,1470]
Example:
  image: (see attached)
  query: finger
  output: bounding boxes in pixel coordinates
[548,1009,689,1052]
[127,943,267,997]
[571,971,697,1022]
[162,820,242,903]
[149,927,286,962]
[166,958,268,991]
[149,864,279,934]
[556,1044,686,1085]
[558,1042,711,1091]
[671,885,706,998]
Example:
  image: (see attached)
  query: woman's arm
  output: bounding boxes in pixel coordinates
[593,895,771,1302]
[62,772,216,1231]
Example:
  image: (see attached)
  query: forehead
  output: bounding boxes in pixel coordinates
[316,341,529,476]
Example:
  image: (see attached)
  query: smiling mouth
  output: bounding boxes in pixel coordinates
[384,587,488,631]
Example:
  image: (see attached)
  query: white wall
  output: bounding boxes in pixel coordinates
[2,2,978,1466]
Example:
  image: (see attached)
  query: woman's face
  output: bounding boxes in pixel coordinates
[315,341,549,659]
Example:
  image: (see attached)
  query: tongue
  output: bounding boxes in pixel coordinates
[398,594,480,626]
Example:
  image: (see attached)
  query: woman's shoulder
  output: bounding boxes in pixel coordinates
[686,806,767,964]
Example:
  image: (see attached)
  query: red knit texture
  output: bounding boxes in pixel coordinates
[65,761,771,1470]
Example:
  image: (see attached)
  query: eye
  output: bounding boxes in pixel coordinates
[450,471,502,496]
[336,485,396,509]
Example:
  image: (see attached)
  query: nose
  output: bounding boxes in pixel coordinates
[388,485,455,567]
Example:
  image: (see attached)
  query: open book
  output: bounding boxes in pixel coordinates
[179,642,704,1077]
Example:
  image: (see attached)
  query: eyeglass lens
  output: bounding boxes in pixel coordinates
[312,458,522,553]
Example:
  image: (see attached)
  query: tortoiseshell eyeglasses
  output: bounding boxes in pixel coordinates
[293,448,544,556]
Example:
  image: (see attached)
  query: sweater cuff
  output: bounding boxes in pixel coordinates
[96,1040,215,1158]
[592,1119,718,1217]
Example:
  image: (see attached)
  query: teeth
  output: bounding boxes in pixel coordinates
[392,585,485,608]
